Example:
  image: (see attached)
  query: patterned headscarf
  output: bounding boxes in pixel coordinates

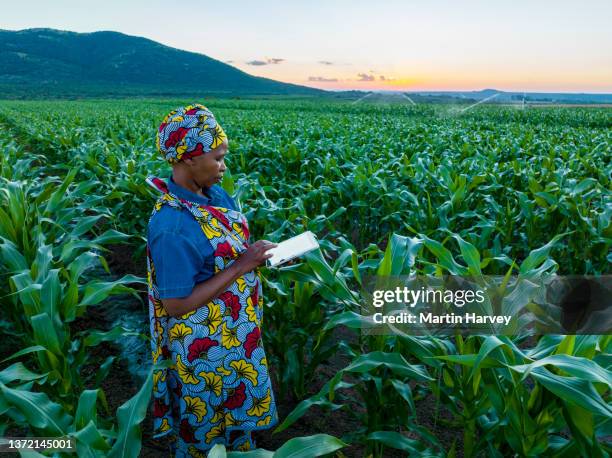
[156,104,227,164]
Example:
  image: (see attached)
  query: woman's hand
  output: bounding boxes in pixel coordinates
[234,240,277,274]
[162,240,277,317]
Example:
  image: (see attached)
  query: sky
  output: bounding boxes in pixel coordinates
[2,0,611,92]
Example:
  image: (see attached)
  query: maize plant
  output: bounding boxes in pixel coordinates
[0,99,609,457]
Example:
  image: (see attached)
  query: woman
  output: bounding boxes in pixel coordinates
[146,104,279,456]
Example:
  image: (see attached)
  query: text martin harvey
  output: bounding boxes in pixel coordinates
[373,312,512,326]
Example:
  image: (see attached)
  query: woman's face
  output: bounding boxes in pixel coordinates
[190,139,228,189]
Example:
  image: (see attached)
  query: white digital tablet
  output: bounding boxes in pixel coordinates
[266,231,320,267]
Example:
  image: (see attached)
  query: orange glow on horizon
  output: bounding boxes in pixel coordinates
[231,61,612,94]
[291,73,612,93]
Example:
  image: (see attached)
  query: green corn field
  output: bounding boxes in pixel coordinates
[0,99,610,457]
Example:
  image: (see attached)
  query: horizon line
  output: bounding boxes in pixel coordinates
[313,88,612,95]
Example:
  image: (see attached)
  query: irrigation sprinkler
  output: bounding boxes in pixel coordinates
[351,92,374,104]
[460,92,500,113]
[401,93,417,105]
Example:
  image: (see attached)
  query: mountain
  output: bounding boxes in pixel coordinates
[0,28,325,98]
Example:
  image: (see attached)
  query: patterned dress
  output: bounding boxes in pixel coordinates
[145,177,278,456]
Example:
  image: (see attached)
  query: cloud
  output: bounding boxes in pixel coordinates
[379,75,395,81]
[226,60,234,64]
[245,57,285,66]
[318,60,334,65]
[308,76,339,82]
[357,73,375,82]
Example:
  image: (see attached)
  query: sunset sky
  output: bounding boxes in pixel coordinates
[3,0,611,92]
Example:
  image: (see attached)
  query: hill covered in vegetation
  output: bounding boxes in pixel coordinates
[0,28,325,98]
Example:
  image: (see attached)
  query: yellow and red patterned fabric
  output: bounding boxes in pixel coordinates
[145,176,278,455]
[156,104,227,164]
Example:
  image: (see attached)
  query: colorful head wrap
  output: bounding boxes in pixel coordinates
[156,103,227,164]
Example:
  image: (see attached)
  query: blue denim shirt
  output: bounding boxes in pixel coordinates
[147,175,238,299]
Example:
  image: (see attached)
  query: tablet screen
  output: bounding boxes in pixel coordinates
[266,231,319,267]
